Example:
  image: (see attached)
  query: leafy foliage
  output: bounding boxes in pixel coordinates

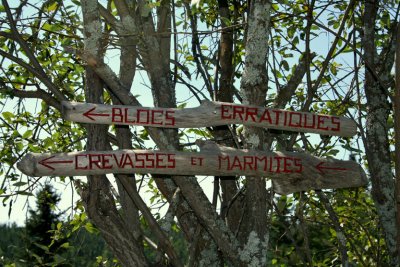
[0,222,117,267]
[0,0,398,265]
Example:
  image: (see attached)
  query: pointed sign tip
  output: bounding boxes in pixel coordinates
[17,153,37,176]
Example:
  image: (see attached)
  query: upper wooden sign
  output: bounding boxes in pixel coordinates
[62,101,357,137]
[17,144,366,194]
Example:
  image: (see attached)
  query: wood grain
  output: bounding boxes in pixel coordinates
[17,146,366,194]
[62,101,357,137]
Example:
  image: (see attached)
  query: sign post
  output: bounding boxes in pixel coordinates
[62,101,357,137]
[17,145,366,194]
[16,101,366,194]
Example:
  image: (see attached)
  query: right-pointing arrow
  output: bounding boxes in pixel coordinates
[316,162,347,174]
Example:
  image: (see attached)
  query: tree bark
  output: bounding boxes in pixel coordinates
[80,0,148,266]
[136,1,227,264]
[238,0,272,264]
[214,0,241,233]
[363,1,398,265]
[395,21,400,263]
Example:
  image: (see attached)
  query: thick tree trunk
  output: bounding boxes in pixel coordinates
[80,1,148,266]
[363,1,398,265]
[395,21,400,263]
[238,0,272,265]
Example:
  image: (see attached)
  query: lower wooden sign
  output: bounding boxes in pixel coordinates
[17,148,366,194]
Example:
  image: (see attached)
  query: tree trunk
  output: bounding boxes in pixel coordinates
[363,1,398,265]
[238,0,272,265]
[80,0,148,266]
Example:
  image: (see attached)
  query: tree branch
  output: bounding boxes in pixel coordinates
[274,54,314,109]
[302,0,356,111]
[117,175,184,267]
[172,176,242,265]
[1,0,66,102]
[0,86,61,110]
[184,2,214,98]
[316,191,349,265]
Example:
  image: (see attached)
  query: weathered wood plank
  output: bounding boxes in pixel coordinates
[62,101,357,137]
[17,146,366,194]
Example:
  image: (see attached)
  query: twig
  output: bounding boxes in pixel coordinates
[2,0,66,102]
[316,190,350,266]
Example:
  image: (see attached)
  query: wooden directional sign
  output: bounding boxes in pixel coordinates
[62,101,357,137]
[17,147,366,194]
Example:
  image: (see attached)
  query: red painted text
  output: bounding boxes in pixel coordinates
[111,108,175,126]
[218,155,303,173]
[75,152,176,170]
[220,104,340,132]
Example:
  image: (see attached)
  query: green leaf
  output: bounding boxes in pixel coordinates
[42,22,63,32]
[287,27,295,38]
[60,242,70,249]
[84,222,96,233]
[281,60,289,71]
[178,102,187,109]
[12,181,26,187]
[220,16,232,26]
[46,2,58,12]
[33,242,50,252]
[2,111,14,122]
[96,256,103,263]
[185,55,194,61]
[22,129,33,139]
[140,129,149,140]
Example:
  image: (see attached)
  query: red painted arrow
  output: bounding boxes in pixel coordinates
[83,107,110,121]
[316,162,347,174]
[39,156,73,170]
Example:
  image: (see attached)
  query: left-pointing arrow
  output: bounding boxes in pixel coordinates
[83,107,110,121]
[38,156,73,170]
[315,161,347,174]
